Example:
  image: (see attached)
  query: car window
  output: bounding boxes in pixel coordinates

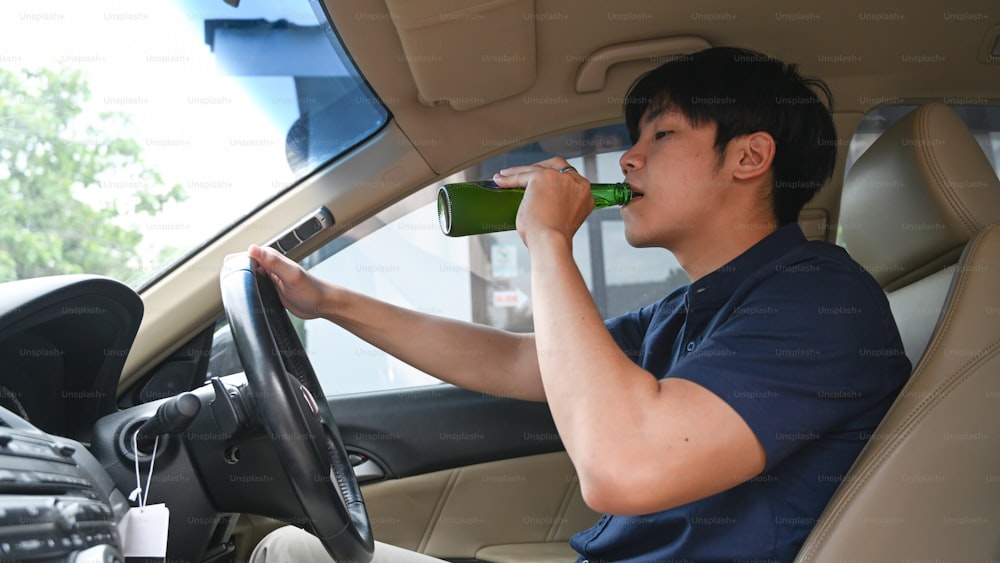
[0,0,387,288]
[300,125,688,395]
[208,124,689,395]
[205,105,1000,394]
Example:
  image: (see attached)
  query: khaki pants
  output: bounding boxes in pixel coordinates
[249,525,447,563]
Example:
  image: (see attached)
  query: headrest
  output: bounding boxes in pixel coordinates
[841,103,1000,290]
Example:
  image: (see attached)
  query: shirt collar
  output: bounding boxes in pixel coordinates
[685,223,807,309]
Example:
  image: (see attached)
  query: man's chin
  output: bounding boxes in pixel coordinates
[622,228,653,249]
[623,225,685,252]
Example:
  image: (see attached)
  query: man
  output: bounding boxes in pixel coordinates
[248,47,911,562]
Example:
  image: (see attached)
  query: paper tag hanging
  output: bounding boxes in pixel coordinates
[123,431,168,557]
[120,503,170,557]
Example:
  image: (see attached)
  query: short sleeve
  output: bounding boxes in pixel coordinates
[605,287,687,365]
[668,258,910,470]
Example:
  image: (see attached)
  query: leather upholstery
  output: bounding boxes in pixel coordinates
[360,451,598,560]
[841,103,1000,291]
[797,223,1000,561]
[477,542,579,563]
[797,103,1000,561]
[845,103,1000,367]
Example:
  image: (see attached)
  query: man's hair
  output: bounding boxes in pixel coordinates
[623,47,837,225]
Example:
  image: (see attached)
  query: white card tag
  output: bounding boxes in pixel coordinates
[120,503,170,557]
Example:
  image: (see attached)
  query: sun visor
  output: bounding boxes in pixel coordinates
[385,0,536,111]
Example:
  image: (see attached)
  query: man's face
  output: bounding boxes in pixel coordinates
[619,108,734,250]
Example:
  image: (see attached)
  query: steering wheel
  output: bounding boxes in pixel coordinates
[220,255,374,562]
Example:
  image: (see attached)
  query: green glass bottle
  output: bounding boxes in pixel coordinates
[437,180,633,237]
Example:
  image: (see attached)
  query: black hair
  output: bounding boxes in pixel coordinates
[623,47,837,225]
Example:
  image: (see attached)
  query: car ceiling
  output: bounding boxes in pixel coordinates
[324,0,1000,176]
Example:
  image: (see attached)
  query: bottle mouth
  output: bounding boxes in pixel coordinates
[437,188,453,235]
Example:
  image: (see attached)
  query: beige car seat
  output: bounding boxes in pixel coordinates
[796,103,1000,561]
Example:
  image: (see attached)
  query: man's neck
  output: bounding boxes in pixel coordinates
[673,215,779,282]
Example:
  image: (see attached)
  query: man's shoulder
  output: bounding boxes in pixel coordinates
[750,238,882,297]
[732,239,901,338]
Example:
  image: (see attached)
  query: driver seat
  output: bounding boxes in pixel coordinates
[796,103,1000,560]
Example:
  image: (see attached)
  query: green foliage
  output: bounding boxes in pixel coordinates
[0,67,184,284]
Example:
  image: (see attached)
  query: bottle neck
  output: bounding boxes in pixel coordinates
[590,182,632,206]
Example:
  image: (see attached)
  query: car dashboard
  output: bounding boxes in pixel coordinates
[0,275,141,443]
[0,406,129,561]
[0,275,142,561]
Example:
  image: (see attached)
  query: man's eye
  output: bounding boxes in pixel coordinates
[654,131,674,140]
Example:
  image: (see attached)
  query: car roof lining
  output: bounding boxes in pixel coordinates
[324,0,999,176]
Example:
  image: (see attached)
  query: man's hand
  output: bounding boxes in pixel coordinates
[492,157,594,246]
[232,245,548,404]
[243,244,330,320]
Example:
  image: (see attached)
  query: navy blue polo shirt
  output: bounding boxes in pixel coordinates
[570,224,911,563]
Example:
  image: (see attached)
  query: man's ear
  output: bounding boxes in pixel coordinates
[731,132,775,181]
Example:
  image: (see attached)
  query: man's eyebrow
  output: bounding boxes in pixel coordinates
[640,110,687,135]
[642,100,675,124]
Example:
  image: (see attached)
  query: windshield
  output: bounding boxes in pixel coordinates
[0,0,387,288]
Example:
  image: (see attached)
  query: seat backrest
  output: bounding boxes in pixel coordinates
[796,103,1000,560]
[839,102,1000,365]
[840,103,1000,366]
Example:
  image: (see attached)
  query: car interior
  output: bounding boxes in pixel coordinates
[1,1,999,562]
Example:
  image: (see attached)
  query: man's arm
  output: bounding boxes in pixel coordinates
[247,245,546,402]
[526,229,765,515]
[495,161,766,515]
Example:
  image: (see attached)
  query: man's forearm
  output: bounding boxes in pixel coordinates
[527,231,660,476]
[320,286,546,402]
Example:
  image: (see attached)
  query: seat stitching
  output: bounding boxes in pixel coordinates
[800,340,1000,560]
[799,226,999,559]
[917,107,978,234]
